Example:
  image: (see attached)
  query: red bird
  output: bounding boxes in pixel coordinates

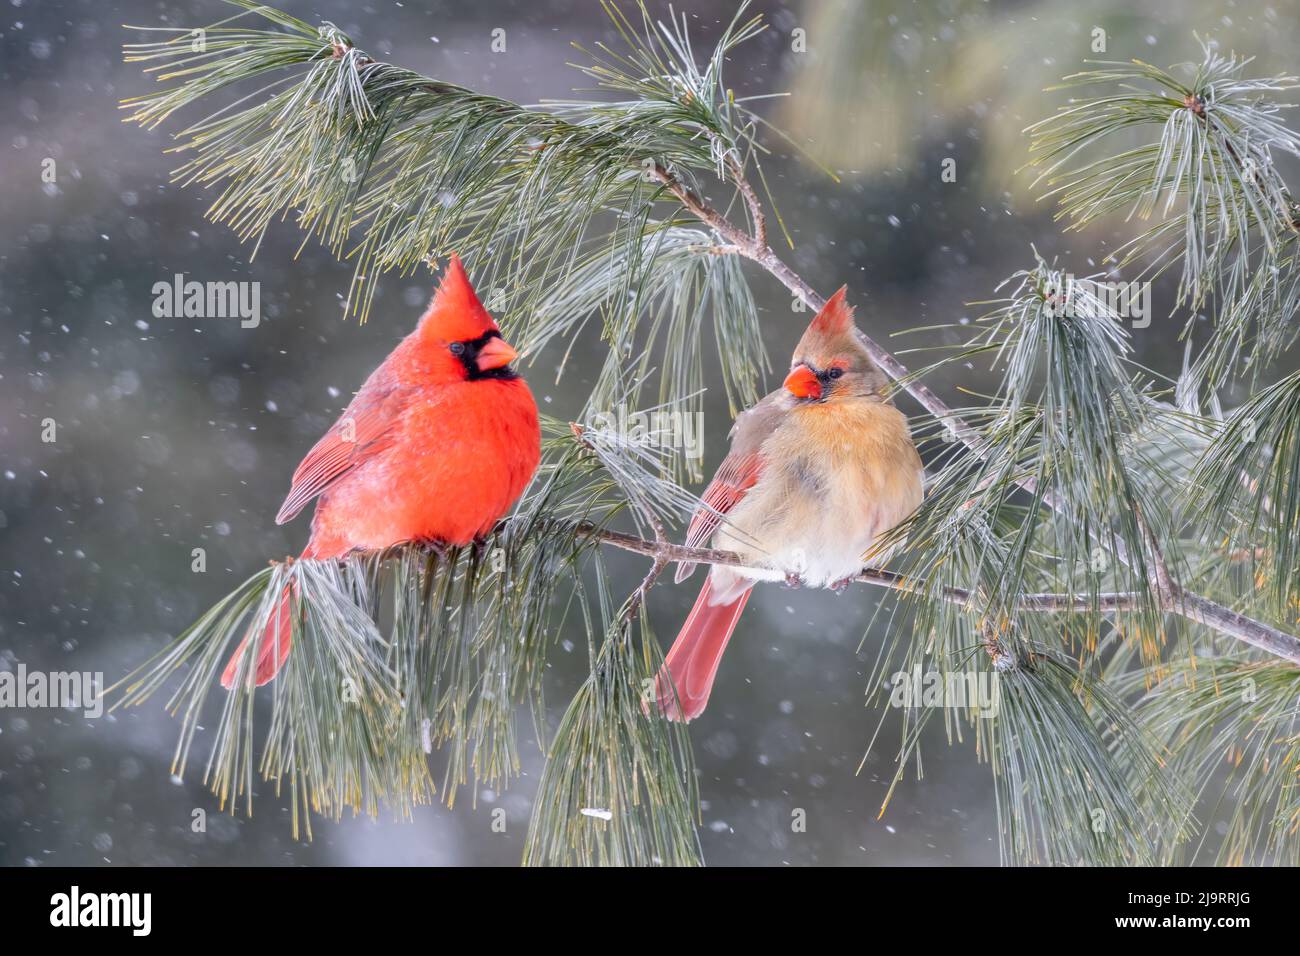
[654,288,924,721]
[221,255,541,688]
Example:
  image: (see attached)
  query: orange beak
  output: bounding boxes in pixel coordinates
[476,335,518,372]
[783,364,821,400]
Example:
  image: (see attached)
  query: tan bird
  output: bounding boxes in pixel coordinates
[655,288,924,721]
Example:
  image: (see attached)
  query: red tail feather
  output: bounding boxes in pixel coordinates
[220,573,297,689]
[654,575,752,722]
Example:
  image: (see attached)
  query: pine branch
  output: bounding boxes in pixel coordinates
[521,601,701,866]
[1026,46,1300,389]
[1121,655,1300,864]
[1193,369,1300,617]
[579,513,1298,663]
[987,644,1191,865]
[576,521,1153,614]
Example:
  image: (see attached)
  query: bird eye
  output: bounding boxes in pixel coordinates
[828,367,844,380]
[449,342,466,356]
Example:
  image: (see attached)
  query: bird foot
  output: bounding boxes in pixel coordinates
[416,538,450,559]
[828,575,855,594]
[784,571,808,588]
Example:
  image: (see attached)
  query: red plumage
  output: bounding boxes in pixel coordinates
[221,255,541,688]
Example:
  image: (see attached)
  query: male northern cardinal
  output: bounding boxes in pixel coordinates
[220,255,540,688]
[654,288,923,721]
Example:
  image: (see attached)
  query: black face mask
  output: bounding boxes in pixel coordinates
[450,330,518,381]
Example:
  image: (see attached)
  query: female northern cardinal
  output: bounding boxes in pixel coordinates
[221,255,540,688]
[655,288,923,721]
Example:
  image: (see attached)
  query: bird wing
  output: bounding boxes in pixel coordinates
[274,370,414,525]
[674,390,786,583]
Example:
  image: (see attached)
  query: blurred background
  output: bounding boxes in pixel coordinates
[3,0,1299,866]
